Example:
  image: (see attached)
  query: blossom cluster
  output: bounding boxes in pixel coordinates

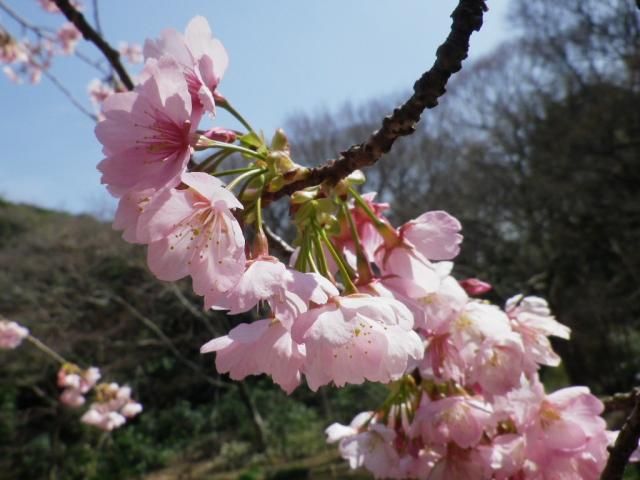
[58,363,143,432]
[1,314,141,432]
[0,0,141,118]
[80,382,143,431]
[85,15,638,477]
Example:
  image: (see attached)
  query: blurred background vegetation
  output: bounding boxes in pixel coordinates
[1,0,640,478]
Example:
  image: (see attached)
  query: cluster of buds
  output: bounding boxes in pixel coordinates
[58,363,142,431]
[1,314,141,432]
[57,363,101,407]
[80,382,143,431]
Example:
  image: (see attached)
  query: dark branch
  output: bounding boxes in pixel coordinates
[603,390,638,414]
[601,388,640,480]
[53,0,134,90]
[263,0,487,203]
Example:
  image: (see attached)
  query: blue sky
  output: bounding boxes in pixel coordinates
[0,0,512,214]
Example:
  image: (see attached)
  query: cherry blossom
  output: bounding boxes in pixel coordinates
[399,210,463,261]
[56,23,81,55]
[0,319,29,349]
[144,16,228,113]
[96,57,201,196]
[208,256,338,326]
[138,172,246,295]
[201,318,305,394]
[118,42,143,64]
[292,294,423,390]
[81,383,142,431]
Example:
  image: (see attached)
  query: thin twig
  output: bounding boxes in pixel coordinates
[110,293,229,389]
[25,335,67,365]
[74,49,109,74]
[0,0,37,31]
[263,0,487,204]
[91,0,103,36]
[167,284,221,337]
[42,68,97,120]
[53,0,133,90]
[601,388,640,480]
[264,224,295,256]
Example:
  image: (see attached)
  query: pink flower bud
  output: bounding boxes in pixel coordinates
[459,278,492,296]
[200,127,236,144]
[0,320,29,349]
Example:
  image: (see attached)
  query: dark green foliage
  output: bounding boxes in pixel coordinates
[0,201,386,479]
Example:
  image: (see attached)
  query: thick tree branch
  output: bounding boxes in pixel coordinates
[53,0,133,90]
[264,0,487,203]
[601,388,640,480]
[603,390,639,414]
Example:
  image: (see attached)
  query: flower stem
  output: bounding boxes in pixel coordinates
[312,232,332,280]
[26,335,67,365]
[319,228,358,294]
[255,177,264,232]
[295,234,310,272]
[341,201,373,285]
[204,140,266,161]
[347,187,384,226]
[218,98,256,135]
[212,167,260,177]
[226,169,267,191]
[195,149,233,172]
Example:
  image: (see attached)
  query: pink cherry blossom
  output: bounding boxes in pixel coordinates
[524,386,606,465]
[477,434,526,480]
[453,301,514,345]
[60,388,86,407]
[376,244,441,298]
[208,256,338,326]
[0,319,29,349]
[413,395,492,448]
[326,410,373,444]
[201,318,305,393]
[292,294,423,390]
[335,192,388,266]
[81,383,142,431]
[144,16,228,113]
[56,23,81,55]
[38,0,82,13]
[428,444,488,480]
[0,33,27,64]
[3,65,20,84]
[328,414,403,479]
[112,188,156,243]
[57,365,101,407]
[467,333,525,395]
[118,42,143,64]
[81,408,126,431]
[96,57,201,196]
[87,78,114,107]
[410,263,469,334]
[421,332,466,383]
[138,172,246,295]
[506,295,571,372]
[400,210,463,261]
